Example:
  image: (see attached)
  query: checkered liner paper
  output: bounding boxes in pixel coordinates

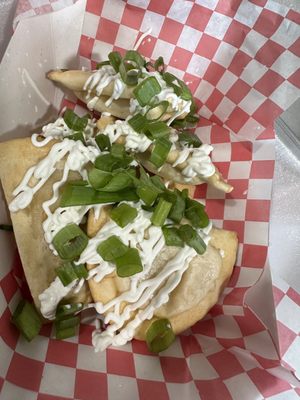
[1,0,300,399]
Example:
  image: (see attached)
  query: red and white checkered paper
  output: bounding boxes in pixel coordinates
[1,0,300,399]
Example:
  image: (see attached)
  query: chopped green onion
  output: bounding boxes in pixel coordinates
[55,262,78,286]
[154,56,165,73]
[159,190,177,206]
[146,121,170,139]
[185,199,209,229]
[163,72,192,101]
[110,143,125,159]
[73,263,88,279]
[69,131,85,143]
[108,51,122,72]
[94,153,133,172]
[141,204,155,212]
[178,225,206,255]
[171,113,200,129]
[110,203,138,227]
[151,198,172,226]
[55,316,80,339]
[63,109,89,132]
[115,248,143,277]
[168,189,186,223]
[52,224,89,261]
[97,236,128,261]
[88,168,112,190]
[149,137,172,168]
[145,101,169,121]
[162,226,184,247]
[119,60,141,86]
[55,315,80,330]
[124,50,145,68]
[99,172,134,192]
[133,76,161,107]
[0,224,13,231]
[150,175,166,191]
[96,60,110,69]
[95,134,111,151]
[186,114,200,124]
[146,318,175,353]
[178,131,202,148]
[56,303,83,320]
[137,184,159,206]
[12,300,42,342]
[128,113,147,133]
[55,325,77,340]
[60,185,139,207]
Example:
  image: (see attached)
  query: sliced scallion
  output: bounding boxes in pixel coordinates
[124,50,145,68]
[178,224,206,255]
[88,168,112,190]
[73,263,88,279]
[150,175,165,191]
[69,131,85,143]
[137,184,159,206]
[108,51,122,72]
[110,143,125,159]
[55,262,78,286]
[96,60,110,69]
[52,224,89,260]
[168,189,186,223]
[185,199,209,229]
[115,248,143,277]
[99,172,134,192]
[95,134,111,151]
[146,121,170,139]
[55,315,80,330]
[63,109,89,132]
[12,300,42,342]
[146,318,175,353]
[97,236,128,261]
[154,56,165,73]
[149,137,172,168]
[178,131,202,148]
[162,226,184,247]
[145,101,169,122]
[151,198,172,226]
[119,60,141,86]
[55,325,77,340]
[94,153,133,172]
[128,113,147,133]
[110,203,138,227]
[133,76,161,107]
[56,303,83,320]
[60,185,139,207]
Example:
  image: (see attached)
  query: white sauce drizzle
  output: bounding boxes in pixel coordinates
[182,144,216,180]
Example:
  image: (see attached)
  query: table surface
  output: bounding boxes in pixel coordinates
[0,0,299,292]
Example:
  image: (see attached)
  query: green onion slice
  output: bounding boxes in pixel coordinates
[146,318,175,353]
[88,168,112,190]
[168,189,186,223]
[56,303,83,320]
[12,300,42,342]
[162,226,184,247]
[128,113,147,133]
[145,101,169,122]
[55,325,77,340]
[95,134,111,151]
[115,247,143,277]
[178,131,202,148]
[73,263,88,279]
[149,137,172,168]
[55,262,78,286]
[137,184,159,206]
[108,51,122,72]
[146,120,170,139]
[69,131,85,143]
[119,60,141,86]
[94,153,133,172]
[178,224,206,255]
[110,143,125,159]
[151,198,172,226]
[154,56,165,73]
[185,199,209,229]
[150,175,166,191]
[99,172,134,192]
[162,72,192,101]
[124,50,145,68]
[97,235,128,261]
[52,224,89,261]
[110,203,138,227]
[63,109,89,132]
[60,185,139,207]
[133,76,161,107]
[55,315,80,330]
[96,60,110,69]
